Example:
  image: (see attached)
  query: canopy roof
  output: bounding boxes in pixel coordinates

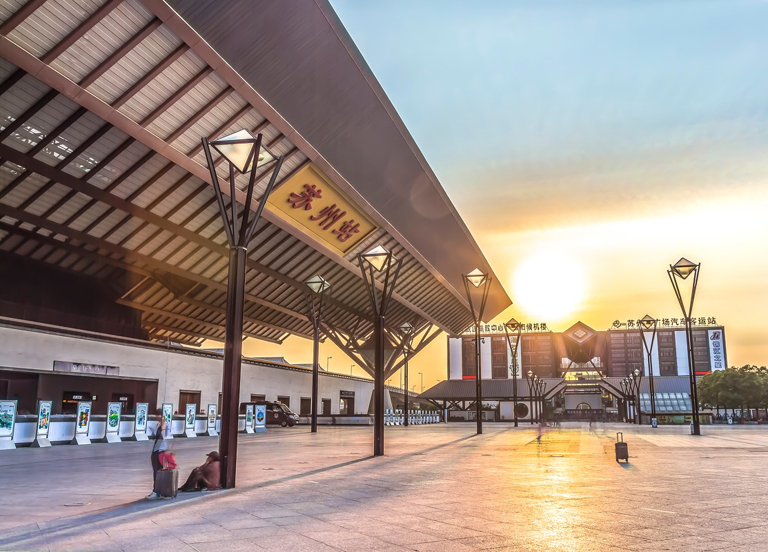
[0,0,510,349]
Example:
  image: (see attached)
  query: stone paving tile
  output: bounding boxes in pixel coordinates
[7,424,768,551]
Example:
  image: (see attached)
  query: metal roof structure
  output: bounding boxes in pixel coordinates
[0,0,511,374]
[418,378,566,401]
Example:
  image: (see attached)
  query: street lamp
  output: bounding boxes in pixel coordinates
[503,318,523,427]
[640,315,658,427]
[419,372,424,393]
[350,364,354,376]
[463,268,492,435]
[202,129,284,489]
[668,257,702,435]
[399,321,414,427]
[536,376,548,423]
[359,245,403,456]
[620,378,630,423]
[629,368,643,424]
[526,370,535,425]
[305,275,331,434]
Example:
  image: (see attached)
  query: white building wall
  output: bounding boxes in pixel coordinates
[641,331,661,377]
[0,325,373,415]
[675,330,690,376]
[481,337,492,379]
[448,337,462,380]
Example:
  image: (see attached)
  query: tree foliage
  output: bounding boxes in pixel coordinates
[698,365,768,409]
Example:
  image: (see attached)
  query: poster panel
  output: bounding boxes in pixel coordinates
[161,403,173,438]
[245,404,254,433]
[0,400,17,439]
[185,404,196,430]
[255,404,266,433]
[708,329,725,371]
[207,404,217,430]
[37,400,52,438]
[135,403,149,434]
[106,402,121,434]
[75,401,92,435]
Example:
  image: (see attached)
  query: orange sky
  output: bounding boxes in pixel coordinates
[208,1,768,391]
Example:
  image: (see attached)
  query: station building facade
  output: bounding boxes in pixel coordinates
[423,319,727,423]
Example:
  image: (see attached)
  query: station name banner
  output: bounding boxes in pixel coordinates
[612,317,719,329]
[464,323,549,335]
[266,164,377,254]
[53,361,119,376]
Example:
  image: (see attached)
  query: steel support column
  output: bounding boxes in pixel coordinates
[404,350,410,427]
[374,314,386,455]
[311,322,320,433]
[219,245,246,489]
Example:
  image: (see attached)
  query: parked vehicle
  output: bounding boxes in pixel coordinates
[257,401,300,427]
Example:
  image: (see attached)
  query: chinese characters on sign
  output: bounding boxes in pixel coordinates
[612,317,718,329]
[465,323,549,335]
[267,165,377,253]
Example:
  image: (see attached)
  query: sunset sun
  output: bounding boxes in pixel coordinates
[513,253,586,323]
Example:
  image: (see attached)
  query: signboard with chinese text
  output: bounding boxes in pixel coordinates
[53,361,119,376]
[0,400,17,439]
[75,401,92,435]
[266,164,377,254]
[255,404,266,433]
[37,400,52,438]
[708,329,725,371]
[135,403,149,437]
[106,402,121,434]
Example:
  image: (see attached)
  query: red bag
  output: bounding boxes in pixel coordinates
[159,451,178,469]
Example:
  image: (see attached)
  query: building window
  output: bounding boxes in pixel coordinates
[322,399,331,415]
[277,396,290,408]
[250,394,266,403]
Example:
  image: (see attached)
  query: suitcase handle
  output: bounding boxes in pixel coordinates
[616,432,623,443]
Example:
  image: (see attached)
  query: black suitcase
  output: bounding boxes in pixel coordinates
[156,468,178,498]
[615,432,628,462]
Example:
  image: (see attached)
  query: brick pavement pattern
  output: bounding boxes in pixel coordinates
[2,423,768,551]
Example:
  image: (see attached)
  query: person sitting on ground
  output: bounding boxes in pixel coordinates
[180,451,221,492]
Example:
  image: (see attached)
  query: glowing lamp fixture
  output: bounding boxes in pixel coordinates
[399,321,414,335]
[527,370,533,378]
[640,315,656,330]
[210,129,275,173]
[634,368,641,377]
[361,245,391,272]
[465,268,488,288]
[671,257,697,280]
[305,275,331,295]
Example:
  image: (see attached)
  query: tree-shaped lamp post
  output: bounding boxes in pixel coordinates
[305,275,331,433]
[201,129,284,489]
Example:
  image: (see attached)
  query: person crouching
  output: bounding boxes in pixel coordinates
[180,451,221,492]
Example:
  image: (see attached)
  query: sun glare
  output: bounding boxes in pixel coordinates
[513,253,586,323]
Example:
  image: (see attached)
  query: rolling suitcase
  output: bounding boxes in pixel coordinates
[615,432,628,462]
[156,468,179,498]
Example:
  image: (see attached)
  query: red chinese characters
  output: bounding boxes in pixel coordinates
[288,184,322,210]
[332,220,360,242]
[310,204,347,230]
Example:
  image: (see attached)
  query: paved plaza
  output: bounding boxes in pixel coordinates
[3,423,768,551]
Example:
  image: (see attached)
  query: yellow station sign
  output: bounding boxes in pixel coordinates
[266,164,377,254]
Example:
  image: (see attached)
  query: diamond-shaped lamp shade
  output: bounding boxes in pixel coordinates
[672,257,697,280]
[506,317,520,331]
[640,315,656,330]
[527,370,533,378]
[634,368,641,377]
[211,129,274,174]
[361,245,390,272]
[399,321,414,335]
[305,275,331,294]
[465,268,487,288]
